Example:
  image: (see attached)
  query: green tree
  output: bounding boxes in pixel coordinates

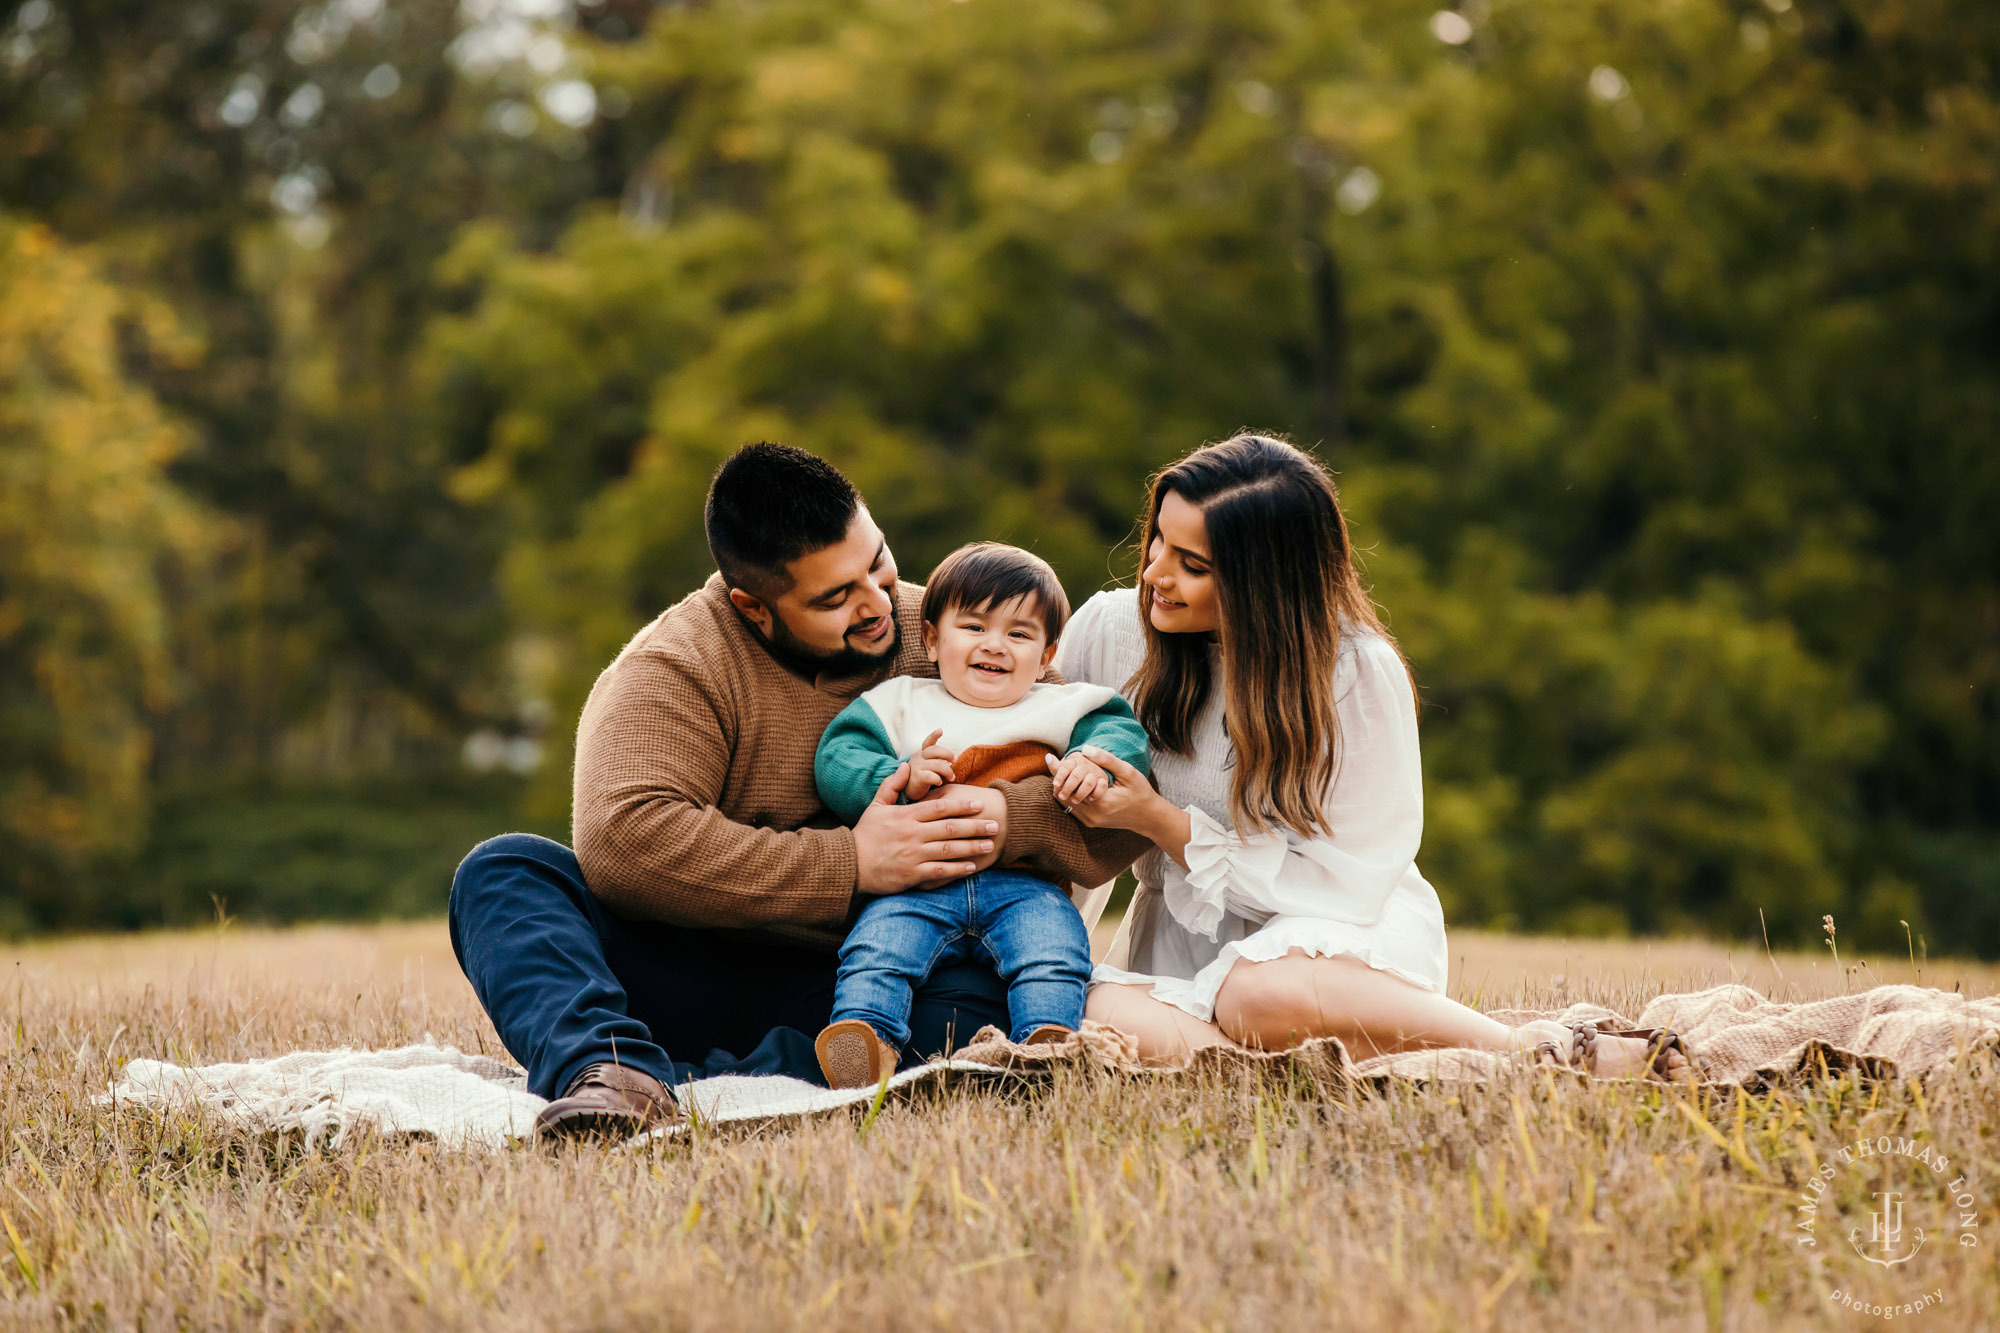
[3,0,1993,946]
[432,0,1997,949]
[1328,0,1998,946]
[1,0,602,774]
[0,221,202,930]
[1,0,614,927]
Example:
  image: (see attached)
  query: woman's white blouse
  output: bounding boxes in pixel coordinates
[1054,587,1449,1020]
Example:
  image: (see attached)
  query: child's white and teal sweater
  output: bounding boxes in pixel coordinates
[814,676,1151,824]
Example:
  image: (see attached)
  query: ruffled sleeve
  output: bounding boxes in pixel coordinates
[1160,634,1424,939]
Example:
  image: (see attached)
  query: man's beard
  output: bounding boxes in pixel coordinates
[761,611,902,678]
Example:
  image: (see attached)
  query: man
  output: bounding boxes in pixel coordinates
[449,443,1145,1138]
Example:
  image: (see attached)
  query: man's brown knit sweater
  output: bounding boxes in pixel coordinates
[571,574,1147,950]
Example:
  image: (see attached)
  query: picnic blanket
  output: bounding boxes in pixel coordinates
[1357,981,2000,1087]
[99,982,2000,1150]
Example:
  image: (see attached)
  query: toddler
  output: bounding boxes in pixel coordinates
[811,542,1150,1088]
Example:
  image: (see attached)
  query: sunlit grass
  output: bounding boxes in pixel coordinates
[0,923,1994,1329]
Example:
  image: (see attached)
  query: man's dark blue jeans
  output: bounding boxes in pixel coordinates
[448,833,1012,1100]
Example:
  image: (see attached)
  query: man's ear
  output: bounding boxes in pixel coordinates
[727,586,775,636]
[921,621,939,662]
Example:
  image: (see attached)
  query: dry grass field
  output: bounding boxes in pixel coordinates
[1,921,1995,1330]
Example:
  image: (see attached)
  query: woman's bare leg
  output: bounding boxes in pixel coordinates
[1212,950,1687,1078]
[1085,982,1238,1067]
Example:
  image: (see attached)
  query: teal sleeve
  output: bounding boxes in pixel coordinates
[1064,695,1152,778]
[814,697,904,824]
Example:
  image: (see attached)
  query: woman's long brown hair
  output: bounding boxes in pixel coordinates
[1127,434,1409,840]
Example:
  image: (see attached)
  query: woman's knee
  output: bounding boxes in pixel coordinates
[1213,958,1323,1050]
[1084,983,1145,1025]
[1083,984,1160,1045]
[1084,984,1205,1065]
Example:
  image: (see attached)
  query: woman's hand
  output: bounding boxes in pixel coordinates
[1047,751,1110,806]
[1047,747,1194,869]
[1051,747,1148,827]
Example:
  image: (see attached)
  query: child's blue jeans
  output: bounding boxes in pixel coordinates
[833,868,1091,1048]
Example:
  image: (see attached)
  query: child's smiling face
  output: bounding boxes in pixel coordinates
[923,595,1057,709]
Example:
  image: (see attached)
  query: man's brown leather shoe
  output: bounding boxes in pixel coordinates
[533,1062,680,1141]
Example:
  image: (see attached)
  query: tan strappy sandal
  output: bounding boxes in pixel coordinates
[1537,1022,1699,1082]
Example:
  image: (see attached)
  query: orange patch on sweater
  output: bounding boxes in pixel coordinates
[954,741,1061,788]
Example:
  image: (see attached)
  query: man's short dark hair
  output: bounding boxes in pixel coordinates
[705,443,861,595]
[919,543,1070,641]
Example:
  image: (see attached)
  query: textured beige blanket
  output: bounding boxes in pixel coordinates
[956,983,2000,1089]
[103,984,2000,1150]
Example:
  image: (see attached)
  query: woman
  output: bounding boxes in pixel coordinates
[1047,435,1692,1079]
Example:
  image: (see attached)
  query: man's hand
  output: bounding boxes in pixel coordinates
[929,783,1007,871]
[1048,751,1111,808]
[905,728,958,802]
[853,763,999,895]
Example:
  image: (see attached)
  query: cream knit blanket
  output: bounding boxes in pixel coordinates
[99,983,2000,1150]
[1341,980,1999,1087]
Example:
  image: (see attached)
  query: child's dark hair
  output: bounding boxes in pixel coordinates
[920,543,1070,641]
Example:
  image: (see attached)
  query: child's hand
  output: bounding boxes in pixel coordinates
[905,728,957,802]
[1049,750,1110,809]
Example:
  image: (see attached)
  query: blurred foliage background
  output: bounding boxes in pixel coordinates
[1,0,1994,953]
